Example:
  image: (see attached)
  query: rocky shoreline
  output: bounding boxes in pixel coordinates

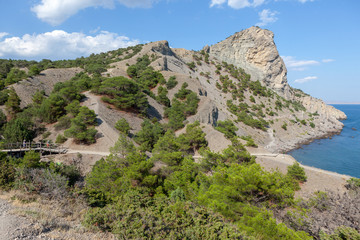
[283,127,343,154]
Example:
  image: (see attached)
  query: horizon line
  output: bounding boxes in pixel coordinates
[326,102,360,105]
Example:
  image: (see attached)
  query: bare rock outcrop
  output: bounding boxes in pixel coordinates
[12,68,82,108]
[301,95,347,120]
[187,99,225,126]
[210,26,291,98]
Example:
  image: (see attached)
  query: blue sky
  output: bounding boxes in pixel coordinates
[0,0,359,103]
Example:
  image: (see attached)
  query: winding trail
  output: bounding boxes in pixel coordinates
[265,128,276,151]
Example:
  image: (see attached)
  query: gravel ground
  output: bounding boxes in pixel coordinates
[0,199,44,240]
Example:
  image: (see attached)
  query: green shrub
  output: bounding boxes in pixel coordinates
[165,99,186,130]
[320,226,360,240]
[308,191,329,211]
[38,94,67,123]
[249,95,255,103]
[282,122,288,130]
[115,118,131,135]
[134,120,164,152]
[156,86,170,106]
[346,177,360,190]
[300,119,307,125]
[5,68,27,85]
[21,151,44,169]
[65,100,81,116]
[14,168,69,199]
[42,131,51,139]
[64,106,98,144]
[245,138,258,148]
[49,162,81,187]
[177,121,207,152]
[174,83,191,100]
[166,76,178,89]
[3,117,35,142]
[32,90,45,106]
[215,120,238,139]
[287,162,307,182]
[0,153,15,189]
[187,62,196,70]
[65,125,97,144]
[54,115,71,130]
[5,88,21,117]
[0,90,9,105]
[55,134,67,144]
[98,76,148,113]
[83,191,246,239]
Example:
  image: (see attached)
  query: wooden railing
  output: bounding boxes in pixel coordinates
[1,142,67,154]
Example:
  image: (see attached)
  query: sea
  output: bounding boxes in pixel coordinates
[288,104,360,178]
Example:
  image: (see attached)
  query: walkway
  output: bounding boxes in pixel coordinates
[1,142,67,155]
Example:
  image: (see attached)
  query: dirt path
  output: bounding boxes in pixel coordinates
[265,128,276,151]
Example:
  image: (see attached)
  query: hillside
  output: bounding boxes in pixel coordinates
[0,26,358,240]
[8,27,346,153]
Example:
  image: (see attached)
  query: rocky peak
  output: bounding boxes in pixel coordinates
[209,26,291,98]
[143,40,174,56]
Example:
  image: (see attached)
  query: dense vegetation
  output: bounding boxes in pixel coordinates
[164,82,200,130]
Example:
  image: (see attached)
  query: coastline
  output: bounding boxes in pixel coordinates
[248,143,351,198]
[284,128,343,154]
[248,116,353,198]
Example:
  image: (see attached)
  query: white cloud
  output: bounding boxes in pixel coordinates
[210,0,226,7]
[298,0,315,3]
[322,58,335,63]
[294,76,318,83]
[210,0,265,9]
[32,0,158,25]
[0,30,139,60]
[0,33,9,39]
[256,9,278,26]
[282,56,319,71]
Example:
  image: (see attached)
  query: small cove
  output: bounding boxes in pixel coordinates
[288,104,360,178]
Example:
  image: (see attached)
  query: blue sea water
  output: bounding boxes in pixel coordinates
[288,104,360,178]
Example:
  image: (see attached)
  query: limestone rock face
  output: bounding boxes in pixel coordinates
[301,96,347,120]
[188,99,227,126]
[210,26,291,98]
[209,26,346,122]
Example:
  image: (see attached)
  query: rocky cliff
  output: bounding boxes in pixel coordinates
[209,26,346,121]
[209,27,291,98]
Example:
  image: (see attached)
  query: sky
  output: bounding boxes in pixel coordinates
[0,0,359,103]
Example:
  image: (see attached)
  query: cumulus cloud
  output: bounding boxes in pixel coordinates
[210,0,265,9]
[256,9,278,26]
[32,0,158,25]
[282,56,319,71]
[294,76,318,83]
[322,58,335,63]
[0,30,139,60]
[0,33,9,39]
[210,0,226,7]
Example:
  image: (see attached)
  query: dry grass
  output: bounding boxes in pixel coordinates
[0,190,116,240]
